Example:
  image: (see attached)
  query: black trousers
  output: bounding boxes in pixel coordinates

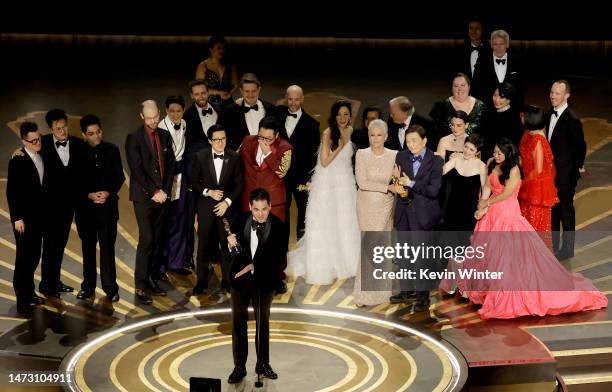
[231,285,273,367]
[184,151,199,266]
[552,184,576,256]
[40,207,74,293]
[285,184,308,240]
[13,220,42,306]
[133,200,166,289]
[76,205,119,295]
[196,210,231,287]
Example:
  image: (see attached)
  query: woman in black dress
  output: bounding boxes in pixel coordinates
[481,82,524,161]
[195,35,239,113]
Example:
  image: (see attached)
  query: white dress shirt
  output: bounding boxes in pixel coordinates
[159,115,186,161]
[245,99,265,135]
[198,103,218,138]
[285,108,302,138]
[493,53,508,83]
[397,115,412,149]
[256,145,271,166]
[548,102,568,141]
[250,227,258,261]
[52,135,70,166]
[25,148,44,185]
[203,149,232,206]
[470,44,481,76]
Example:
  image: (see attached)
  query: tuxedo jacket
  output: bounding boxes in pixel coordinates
[125,126,176,202]
[394,148,443,230]
[79,141,125,220]
[184,103,219,155]
[229,212,288,294]
[188,147,243,219]
[385,113,437,152]
[472,49,524,109]
[546,107,586,187]
[40,134,84,206]
[7,148,45,224]
[221,100,276,151]
[456,41,485,77]
[276,105,320,187]
[239,136,293,215]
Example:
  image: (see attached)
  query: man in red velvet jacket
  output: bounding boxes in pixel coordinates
[239,116,292,222]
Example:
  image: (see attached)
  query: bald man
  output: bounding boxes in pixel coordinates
[275,85,320,240]
[125,100,176,304]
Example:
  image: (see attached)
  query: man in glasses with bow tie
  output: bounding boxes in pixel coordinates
[7,122,46,316]
[188,124,243,296]
[226,188,288,384]
[389,125,443,312]
[221,73,276,151]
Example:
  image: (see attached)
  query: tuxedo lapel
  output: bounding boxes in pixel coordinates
[415,151,432,181]
[218,157,230,185]
[253,219,272,261]
[244,216,253,260]
[206,151,217,185]
[141,128,154,159]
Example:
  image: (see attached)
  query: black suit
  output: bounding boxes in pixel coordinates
[7,149,45,307]
[221,100,276,151]
[184,103,220,268]
[456,41,485,78]
[39,134,85,294]
[229,212,288,367]
[546,107,586,257]
[385,113,437,152]
[188,147,243,287]
[472,49,524,111]
[75,141,125,295]
[125,126,176,289]
[276,106,320,239]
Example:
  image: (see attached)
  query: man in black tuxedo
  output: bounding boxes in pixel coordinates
[188,124,243,295]
[125,100,176,304]
[226,188,288,384]
[351,106,382,150]
[546,80,586,260]
[389,125,443,312]
[456,16,485,78]
[7,122,46,316]
[74,115,124,302]
[184,80,221,270]
[276,85,320,240]
[386,96,437,151]
[221,73,276,151]
[472,29,524,111]
[39,108,85,298]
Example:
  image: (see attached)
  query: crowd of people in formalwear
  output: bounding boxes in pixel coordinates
[7,23,608,383]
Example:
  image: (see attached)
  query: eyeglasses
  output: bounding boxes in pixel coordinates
[24,137,41,145]
[257,135,274,143]
[53,126,68,132]
[211,137,226,143]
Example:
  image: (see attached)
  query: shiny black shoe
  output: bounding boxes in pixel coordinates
[169,267,192,276]
[413,300,431,312]
[255,363,278,380]
[58,282,74,293]
[107,293,120,302]
[30,294,46,305]
[147,277,167,296]
[227,366,247,384]
[135,289,153,305]
[275,281,287,294]
[389,291,415,304]
[76,290,94,300]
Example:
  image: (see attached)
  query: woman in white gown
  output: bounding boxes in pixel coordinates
[286,100,361,285]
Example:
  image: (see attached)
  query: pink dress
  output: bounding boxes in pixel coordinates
[457,173,607,319]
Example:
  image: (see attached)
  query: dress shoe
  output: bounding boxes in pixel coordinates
[169,267,192,276]
[192,281,208,295]
[57,282,74,293]
[255,363,278,379]
[30,294,46,305]
[147,277,167,296]
[152,272,168,282]
[76,290,94,300]
[17,303,33,317]
[227,366,247,384]
[40,290,60,299]
[185,258,195,270]
[275,280,288,294]
[414,300,431,312]
[389,291,415,304]
[135,289,152,305]
[107,293,120,302]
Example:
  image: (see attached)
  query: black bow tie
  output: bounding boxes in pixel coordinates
[251,220,266,230]
[495,58,506,65]
[173,123,181,130]
[201,108,213,116]
[243,104,259,113]
[552,110,558,117]
[55,140,67,148]
[398,123,407,130]
[214,153,224,160]
[411,155,423,163]
[287,112,297,118]
[471,46,480,52]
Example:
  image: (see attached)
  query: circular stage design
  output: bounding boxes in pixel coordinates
[61,308,465,391]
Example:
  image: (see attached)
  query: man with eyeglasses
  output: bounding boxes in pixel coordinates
[7,122,46,316]
[188,124,243,296]
[239,116,292,293]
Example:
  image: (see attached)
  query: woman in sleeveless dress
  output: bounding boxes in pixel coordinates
[287,100,361,285]
[195,35,239,113]
[457,138,607,319]
[436,110,470,162]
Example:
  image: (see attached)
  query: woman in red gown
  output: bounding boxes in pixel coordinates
[518,105,558,250]
[456,138,607,319]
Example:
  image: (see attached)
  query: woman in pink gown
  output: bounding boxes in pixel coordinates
[457,138,607,319]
